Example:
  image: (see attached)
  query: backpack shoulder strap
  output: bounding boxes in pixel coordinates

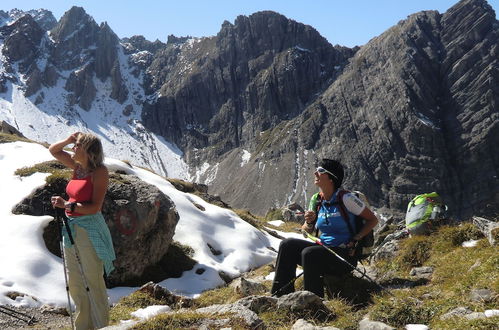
[336,189,356,237]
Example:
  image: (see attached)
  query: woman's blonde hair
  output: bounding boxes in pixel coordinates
[77,133,104,172]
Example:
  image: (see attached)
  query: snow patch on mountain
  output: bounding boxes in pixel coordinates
[0,38,189,179]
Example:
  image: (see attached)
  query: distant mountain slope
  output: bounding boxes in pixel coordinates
[0,7,188,178]
[0,0,497,219]
[182,0,498,219]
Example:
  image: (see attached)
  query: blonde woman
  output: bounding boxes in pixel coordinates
[49,132,115,329]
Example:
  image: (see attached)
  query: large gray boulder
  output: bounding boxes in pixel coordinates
[12,170,179,287]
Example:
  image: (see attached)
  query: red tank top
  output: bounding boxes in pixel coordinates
[66,169,93,217]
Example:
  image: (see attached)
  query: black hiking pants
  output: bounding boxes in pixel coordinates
[270,238,357,298]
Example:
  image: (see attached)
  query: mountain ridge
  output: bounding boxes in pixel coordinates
[0,0,497,220]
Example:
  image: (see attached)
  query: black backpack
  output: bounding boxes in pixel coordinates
[311,189,374,260]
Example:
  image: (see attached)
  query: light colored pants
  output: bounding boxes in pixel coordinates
[64,225,109,329]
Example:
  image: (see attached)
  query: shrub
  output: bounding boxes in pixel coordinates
[397,236,432,268]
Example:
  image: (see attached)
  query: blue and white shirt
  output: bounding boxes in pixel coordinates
[312,191,365,247]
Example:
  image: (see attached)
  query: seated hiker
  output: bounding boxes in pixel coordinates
[270,159,379,298]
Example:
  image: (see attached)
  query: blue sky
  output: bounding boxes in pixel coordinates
[2,0,498,47]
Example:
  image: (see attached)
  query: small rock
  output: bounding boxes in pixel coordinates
[409,266,433,279]
[439,306,472,320]
[291,318,340,329]
[358,317,395,329]
[470,288,495,303]
[463,312,486,320]
[230,277,267,296]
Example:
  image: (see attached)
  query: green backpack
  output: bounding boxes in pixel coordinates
[405,192,446,235]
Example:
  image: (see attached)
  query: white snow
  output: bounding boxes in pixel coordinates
[0,141,278,308]
[484,309,499,317]
[0,39,189,180]
[130,305,171,319]
[462,240,479,247]
[406,325,429,330]
[267,220,284,227]
[240,149,251,167]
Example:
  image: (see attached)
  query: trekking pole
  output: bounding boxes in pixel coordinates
[61,211,105,328]
[0,305,36,325]
[301,230,392,294]
[55,208,75,330]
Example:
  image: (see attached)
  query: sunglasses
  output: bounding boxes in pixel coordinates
[315,167,338,180]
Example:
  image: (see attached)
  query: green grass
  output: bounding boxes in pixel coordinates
[265,207,283,221]
[0,132,34,144]
[14,160,73,184]
[130,311,211,329]
[110,291,168,323]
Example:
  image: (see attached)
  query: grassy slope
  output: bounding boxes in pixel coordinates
[112,222,499,329]
[3,134,497,328]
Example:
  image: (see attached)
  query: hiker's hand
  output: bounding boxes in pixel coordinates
[67,132,80,144]
[304,211,315,224]
[51,196,66,209]
[346,240,358,256]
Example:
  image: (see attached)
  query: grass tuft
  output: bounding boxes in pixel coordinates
[396,235,432,269]
[110,291,167,323]
[370,296,438,327]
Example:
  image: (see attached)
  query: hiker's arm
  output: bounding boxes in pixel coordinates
[301,211,316,233]
[70,166,109,215]
[354,208,379,241]
[48,133,79,169]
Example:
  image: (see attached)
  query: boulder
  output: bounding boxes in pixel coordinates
[276,291,333,319]
[472,216,499,246]
[137,282,192,308]
[230,277,267,296]
[196,303,264,330]
[12,171,179,287]
[409,266,434,279]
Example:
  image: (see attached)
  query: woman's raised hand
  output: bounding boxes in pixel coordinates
[68,132,80,143]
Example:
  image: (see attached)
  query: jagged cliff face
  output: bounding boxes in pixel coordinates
[0,0,497,219]
[141,11,356,154]
[144,0,497,219]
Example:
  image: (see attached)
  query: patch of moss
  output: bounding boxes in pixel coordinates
[430,315,499,329]
[193,286,241,308]
[14,160,73,184]
[432,223,484,252]
[370,296,438,327]
[396,235,432,269]
[130,311,212,329]
[265,207,283,221]
[0,132,33,144]
[110,291,167,323]
[323,298,361,330]
[233,208,266,229]
[14,160,66,176]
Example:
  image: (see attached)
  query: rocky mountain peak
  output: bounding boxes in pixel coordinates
[1,14,44,69]
[122,35,166,55]
[218,10,331,57]
[0,8,56,31]
[49,6,98,45]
